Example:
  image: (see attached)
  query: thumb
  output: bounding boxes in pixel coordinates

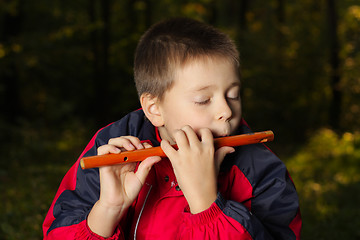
[135,156,162,184]
[214,146,235,170]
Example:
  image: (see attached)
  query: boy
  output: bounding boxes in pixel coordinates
[43,18,301,239]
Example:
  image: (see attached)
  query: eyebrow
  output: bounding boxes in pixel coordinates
[192,85,215,92]
[193,81,240,91]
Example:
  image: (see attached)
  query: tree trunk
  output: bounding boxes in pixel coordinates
[276,0,284,24]
[87,0,111,126]
[237,0,249,101]
[0,1,23,124]
[101,0,110,85]
[326,0,341,130]
[275,0,285,71]
[88,0,100,87]
[144,0,152,28]
[239,0,249,31]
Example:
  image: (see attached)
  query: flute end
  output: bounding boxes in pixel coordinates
[80,159,85,169]
[264,130,274,142]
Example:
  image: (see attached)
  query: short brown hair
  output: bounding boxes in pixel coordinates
[134,18,240,100]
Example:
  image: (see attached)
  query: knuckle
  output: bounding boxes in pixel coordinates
[108,137,126,145]
[173,129,184,138]
[129,136,140,140]
[125,136,142,146]
[97,145,109,155]
[125,136,137,141]
[182,125,192,131]
[205,128,212,134]
[200,128,211,135]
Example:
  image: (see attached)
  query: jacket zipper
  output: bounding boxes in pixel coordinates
[134,184,153,240]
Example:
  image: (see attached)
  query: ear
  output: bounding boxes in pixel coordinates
[140,93,164,127]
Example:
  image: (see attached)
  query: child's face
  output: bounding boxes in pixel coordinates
[157,57,242,143]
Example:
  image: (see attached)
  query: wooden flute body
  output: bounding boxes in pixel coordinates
[80,130,274,169]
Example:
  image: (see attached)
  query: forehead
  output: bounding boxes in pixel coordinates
[173,57,240,91]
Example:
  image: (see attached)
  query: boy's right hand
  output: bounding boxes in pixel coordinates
[87,136,161,238]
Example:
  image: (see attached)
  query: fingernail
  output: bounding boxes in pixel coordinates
[138,144,144,149]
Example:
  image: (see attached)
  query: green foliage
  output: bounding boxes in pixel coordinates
[340,4,360,129]
[286,129,360,239]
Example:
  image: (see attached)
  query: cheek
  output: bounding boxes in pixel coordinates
[162,104,190,129]
[232,104,242,127]
[168,109,211,132]
[185,111,213,132]
[231,101,242,117]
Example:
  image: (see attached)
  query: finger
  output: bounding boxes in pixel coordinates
[97,144,121,155]
[122,136,145,149]
[108,137,135,150]
[214,146,235,169]
[181,125,200,146]
[198,128,214,145]
[108,136,144,150]
[143,142,153,149]
[135,156,162,184]
[99,161,136,176]
[161,139,178,159]
[172,129,189,148]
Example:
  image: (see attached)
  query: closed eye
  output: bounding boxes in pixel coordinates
[226,84,240,101]
[227,95,240,101]
[195,99,211,105]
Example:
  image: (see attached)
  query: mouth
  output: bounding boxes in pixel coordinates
[214,134,229,138]
[213,124,232,138]
[213,130,230,138]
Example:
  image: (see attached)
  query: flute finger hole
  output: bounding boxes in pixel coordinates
[124,157,128,161]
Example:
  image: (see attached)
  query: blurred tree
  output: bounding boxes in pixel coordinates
[327,0,341,130]
[1,1,360,239]
[338,2,360,131]
[88,0,112,125]
[0,0,23,124]
[0,0,359,145]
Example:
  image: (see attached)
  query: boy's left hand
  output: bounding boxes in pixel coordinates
[161,126,234,214]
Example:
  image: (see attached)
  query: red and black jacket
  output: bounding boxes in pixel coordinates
[43,109,301,239]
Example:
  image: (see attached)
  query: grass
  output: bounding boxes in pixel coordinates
[0,120,89,240]
[1,124,360,239]
[1,162,70,239]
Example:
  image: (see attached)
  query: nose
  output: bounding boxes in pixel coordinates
[216,98,232,121]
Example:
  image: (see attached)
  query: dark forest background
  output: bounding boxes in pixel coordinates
[0,0,359,239]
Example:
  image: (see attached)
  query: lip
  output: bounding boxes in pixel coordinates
[213,130,230,138]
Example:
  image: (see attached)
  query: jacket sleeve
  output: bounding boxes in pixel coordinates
[42,110,150,239]
[178,143,301,240]
[42,124,126,239]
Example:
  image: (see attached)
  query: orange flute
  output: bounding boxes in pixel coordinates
[80,130,274,169]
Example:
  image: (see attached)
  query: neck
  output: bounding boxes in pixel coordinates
[158,126,176,145]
